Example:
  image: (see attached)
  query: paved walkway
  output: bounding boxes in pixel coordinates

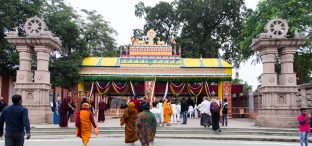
[33,118,258,129]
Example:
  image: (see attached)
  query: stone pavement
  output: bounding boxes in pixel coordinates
[32,118,257,129]
[0,138,297,146]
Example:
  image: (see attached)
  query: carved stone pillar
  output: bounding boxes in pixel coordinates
[279,47,296,86]
[34,46,51,84]
[251,18,306,128]
[260,48,278,87]
[16,46,33,83]
[5,16,61,124]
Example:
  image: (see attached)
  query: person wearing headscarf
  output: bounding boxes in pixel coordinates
[210,98,221,132]
[136,103,157,146]
[163,98,172,126]
[76,103,97,146]
[130,96,141,113]
[120,102,138,146]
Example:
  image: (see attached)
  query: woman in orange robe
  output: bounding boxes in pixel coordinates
[76,103,97,146]
[163,99,172,126]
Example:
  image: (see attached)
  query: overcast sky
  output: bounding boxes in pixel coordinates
[65,0,262,90]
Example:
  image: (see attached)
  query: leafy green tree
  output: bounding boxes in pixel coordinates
[237,0,312,84]
[50,52,82,89]
[135,1,179,43]
[80,9,118,57]
[0,0,43,76]
[177,0,248,61]
[42,1,86,55]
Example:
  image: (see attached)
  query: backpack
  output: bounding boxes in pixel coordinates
[222,103,228,114]
[212,103,220,113]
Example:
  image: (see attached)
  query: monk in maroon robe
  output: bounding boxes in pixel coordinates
[59,94,71,127]
[98,97,107,122]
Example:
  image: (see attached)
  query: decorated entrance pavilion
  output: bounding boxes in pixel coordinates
[78,29,235,117]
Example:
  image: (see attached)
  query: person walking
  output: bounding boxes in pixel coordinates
[171,101,178,125]
[163,98,172,126]
[198,97,211,127]
[59,93,71,127]
[0,94,31,146]
[194,104,199,119]
[176,101,181,122]
[150,102,162,127]
[98,97,107,123]
[156,99,164,125]
[136,103,157,146]
[298,108,311,146]
[0,96,7,115]
[120,102,138,146]
[76,103,97,146]
[210,98,221,132]
[180,98,189,124]
[222,98,229,126]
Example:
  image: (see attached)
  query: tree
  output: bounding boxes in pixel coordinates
[80,9,118,57]
[237,0,312,84]
[50,52,82,89]
[135,1,179,43]
[177,0,248,62]
[42,1,86,55]
[0,0,43,76]
[232,78,253,95]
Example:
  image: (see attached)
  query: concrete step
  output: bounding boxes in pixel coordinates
[29,127,299,137]
[26,133,308,143]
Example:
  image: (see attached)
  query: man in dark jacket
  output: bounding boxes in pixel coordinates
[0,96,6,114]
[0,94,31,146]
[181,98,189,124]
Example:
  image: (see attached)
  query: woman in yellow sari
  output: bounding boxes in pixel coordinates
[76,103,97,146]
[163,99,172,126]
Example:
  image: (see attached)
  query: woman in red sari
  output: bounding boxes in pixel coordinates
[76,103,97,146]
[98,97,107,122]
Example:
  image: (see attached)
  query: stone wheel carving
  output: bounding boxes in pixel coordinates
[24,16,46,36]
[266,18,289,38]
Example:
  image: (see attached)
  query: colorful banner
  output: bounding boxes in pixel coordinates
[222,81,232,118]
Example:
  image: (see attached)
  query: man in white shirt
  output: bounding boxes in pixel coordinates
[198,97,211,127]
[151,102,162,127]
[171,101,178,124]
[176,102,181,122]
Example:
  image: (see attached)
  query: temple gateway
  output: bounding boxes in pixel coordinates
[78,29,235,117]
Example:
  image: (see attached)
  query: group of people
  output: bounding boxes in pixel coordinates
[121,96,157,146]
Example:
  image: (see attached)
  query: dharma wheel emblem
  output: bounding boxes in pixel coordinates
[24,16,47,36]
[265,18,289,38]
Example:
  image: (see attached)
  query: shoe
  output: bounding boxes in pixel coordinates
[218,129,221,132]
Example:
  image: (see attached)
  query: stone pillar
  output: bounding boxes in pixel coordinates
[251,18,306,128]
[16,46,33,83]
[34,46,51,84]
[279,47,297,86]
[5,16,61,124]
[260,48,278,87]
